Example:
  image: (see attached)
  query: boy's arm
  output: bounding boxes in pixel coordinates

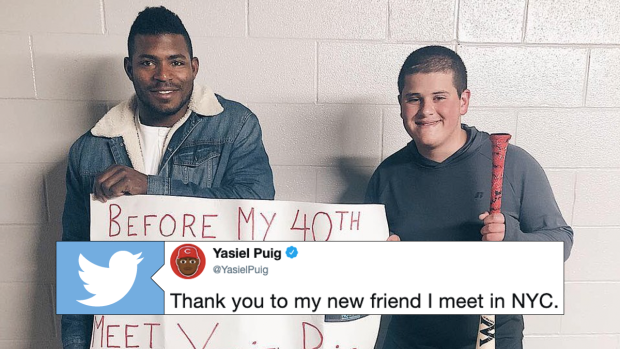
[502,147,574,261]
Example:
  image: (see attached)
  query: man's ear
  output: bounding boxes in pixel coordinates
[124,57,133,81]
[191,57,199,78]
[460,89,471,115]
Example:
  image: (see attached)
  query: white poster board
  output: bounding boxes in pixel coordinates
[90,195,389,349]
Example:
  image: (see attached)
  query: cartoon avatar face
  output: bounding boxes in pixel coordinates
[176,257,200,276]
[175,245,201,277]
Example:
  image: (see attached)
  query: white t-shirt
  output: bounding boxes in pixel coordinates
[135,108,194,175]
[136,110,171,176]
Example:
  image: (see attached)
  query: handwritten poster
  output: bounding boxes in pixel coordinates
[89,195,389,348]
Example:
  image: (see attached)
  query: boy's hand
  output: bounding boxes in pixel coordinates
[387,234,401,241]
[479,212,505,241]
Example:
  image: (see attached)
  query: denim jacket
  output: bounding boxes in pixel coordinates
[61,85,274,348]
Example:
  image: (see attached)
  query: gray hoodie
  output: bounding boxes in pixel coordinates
[366,124,572,349]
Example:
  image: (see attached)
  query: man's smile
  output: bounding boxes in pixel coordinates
[149,89,180,101]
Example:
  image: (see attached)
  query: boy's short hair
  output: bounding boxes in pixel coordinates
[398,46,467,96]
[127,6,193,58]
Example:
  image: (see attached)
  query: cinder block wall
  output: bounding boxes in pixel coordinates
[1,1,618,348]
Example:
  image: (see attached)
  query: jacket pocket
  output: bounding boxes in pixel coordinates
[172,145,221,187]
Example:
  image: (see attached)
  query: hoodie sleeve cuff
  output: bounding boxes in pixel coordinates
[503,213,521,241]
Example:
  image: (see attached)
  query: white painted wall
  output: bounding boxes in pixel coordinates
[0,0,618,348]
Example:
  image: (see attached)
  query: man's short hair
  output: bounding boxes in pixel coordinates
[397,46,467,97]
[127,6,193,58]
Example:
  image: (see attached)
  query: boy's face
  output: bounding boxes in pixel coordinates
[399,71,470,160]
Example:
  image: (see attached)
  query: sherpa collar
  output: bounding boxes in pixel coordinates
[90,85,224,173]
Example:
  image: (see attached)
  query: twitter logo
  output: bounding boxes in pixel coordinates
[78,251,143,307]
[56,242,164,315]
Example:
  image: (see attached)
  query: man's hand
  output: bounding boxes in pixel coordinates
[387,234,400,241]
[93,165,147,202]
[478,212,505,241]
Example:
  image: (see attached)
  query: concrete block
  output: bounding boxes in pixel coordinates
[524,335,619,349]
[459,0,525,42]
[0,341,61,349]
[573,171,620,226]
[463,108,517,140]
[563,283,620,334]
[0,164,47,225]
[0,34,35,98]
[250,103,382,167]
[516,110,620,168]
[319,43,421,104]
[381,107,411,160]
[0,283,56,340]
[105,0,245,38]
[316,166,376,204]
[523,315,561,334]
[390,0,456,42]
[566,228,620,282]
[544,170,575,225]
[195,38,315,103]
[0,0,101,34]
[249,0,386,39]
[459,46,587,107]
[0,100,107,164]
[0,226,57,282]
[586,49,620,107]
[33,34,131,101]
[272,166,317,203]
[526,0,620,44]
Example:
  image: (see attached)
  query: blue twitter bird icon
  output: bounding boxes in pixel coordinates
[57,242,164,315]
[78,251,143,307]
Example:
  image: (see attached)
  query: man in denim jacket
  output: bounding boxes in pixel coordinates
[61,7,274,348]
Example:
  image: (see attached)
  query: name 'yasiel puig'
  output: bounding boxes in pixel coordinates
[213,247,281,261]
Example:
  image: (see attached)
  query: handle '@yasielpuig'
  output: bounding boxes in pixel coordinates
[476,133,512,349]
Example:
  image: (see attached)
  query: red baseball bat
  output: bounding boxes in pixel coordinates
[489,134,511,215]
[476,133,511,349]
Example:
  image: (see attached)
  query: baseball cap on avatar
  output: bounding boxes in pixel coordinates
[178,245,199,259]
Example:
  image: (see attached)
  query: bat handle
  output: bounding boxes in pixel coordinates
[475,315,496,349]
[489,133,511,215]
[477,133,511,349]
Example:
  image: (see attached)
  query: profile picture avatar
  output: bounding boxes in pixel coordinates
[171,244,205,279]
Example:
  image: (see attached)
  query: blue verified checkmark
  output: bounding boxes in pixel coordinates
[286,246,298,259]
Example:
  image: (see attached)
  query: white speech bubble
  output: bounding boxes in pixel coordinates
[152,241,564,315]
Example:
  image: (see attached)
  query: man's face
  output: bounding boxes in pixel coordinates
[399,71,470,160]
[176,257,200,276]
[124,34,198,126]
